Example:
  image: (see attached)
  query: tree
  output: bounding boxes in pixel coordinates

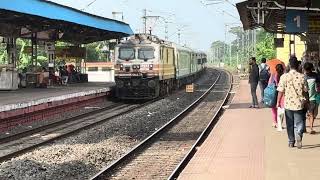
[211,40,228,62]
[85,41,109,62]
[256,32,276,62]
[209,27,276,68]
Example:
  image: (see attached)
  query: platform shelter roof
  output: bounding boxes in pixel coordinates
[0,0,133,43]
[237,0,320,34]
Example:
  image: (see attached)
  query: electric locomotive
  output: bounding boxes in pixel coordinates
[114,34,206,99]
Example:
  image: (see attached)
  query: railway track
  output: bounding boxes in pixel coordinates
[90,69,232,180]
[0,99,160,162]
[0,101,122,144]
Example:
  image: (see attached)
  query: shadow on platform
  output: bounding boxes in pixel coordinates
[227,103,251,109]
[302,144,320,149]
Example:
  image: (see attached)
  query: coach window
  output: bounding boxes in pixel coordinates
[138,47,155,60]
[119,47,135,60]
[88,67,98,71]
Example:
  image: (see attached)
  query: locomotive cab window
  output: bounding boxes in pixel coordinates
[138,47,155,60]
[119,47,135,60]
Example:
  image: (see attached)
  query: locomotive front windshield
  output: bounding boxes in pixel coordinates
[119,47,135,60]
[138,48,155,60]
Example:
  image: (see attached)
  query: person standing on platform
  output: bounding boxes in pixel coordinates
[277,57,309,149]
[259,58,270,104]
[303,62,319,134]
[269,64,284,128]
[248,57,259,108]
[59,66,68,85]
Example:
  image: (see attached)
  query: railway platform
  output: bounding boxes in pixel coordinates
[179,79,320,180]
[0,82,114,131]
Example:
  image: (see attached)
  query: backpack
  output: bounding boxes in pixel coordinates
[259,65,270,81]
[264,76,278,108]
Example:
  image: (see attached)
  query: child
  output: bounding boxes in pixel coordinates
[304,62,319,134]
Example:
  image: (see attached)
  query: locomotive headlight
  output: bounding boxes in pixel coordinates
[120,64,124,71]
[132,65,140,70]
[116,80,124,88]
[149,64,153,70]
[148,80,156,88]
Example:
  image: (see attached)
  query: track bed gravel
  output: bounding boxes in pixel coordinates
[0,69,219,180]
[101,71,230,179]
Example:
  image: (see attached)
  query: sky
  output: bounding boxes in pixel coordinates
[50,0,243,51]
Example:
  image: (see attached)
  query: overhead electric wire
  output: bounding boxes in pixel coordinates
[199,0,239,20]
[80,0,98,11]
[224,0,236,7]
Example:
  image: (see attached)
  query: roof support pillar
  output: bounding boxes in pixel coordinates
[45,41,55,70]
[6,37,16,68]
[31,33,37,71]
[0,37,19,90]
[289,35,296,57]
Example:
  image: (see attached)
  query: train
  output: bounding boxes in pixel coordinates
[114,34,207,99]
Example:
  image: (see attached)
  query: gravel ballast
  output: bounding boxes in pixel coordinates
[0,69,219,180]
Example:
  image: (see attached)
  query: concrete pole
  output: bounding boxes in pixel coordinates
[217,46,220,67]
[242,30,244,64]
[212,47,215,65]
[254,29,257,56]
[4,37,18,90]
[237,38,239,68]
[229,43,232,66]
[289,35,293,56]
[224,24,227,64]
[246,31,250,59]
[178,29,181,44]
[46,42,55,69]
[7,37,17,67]
[165,21,169,40]
[293,35,296,56]
[31,33,37,71]
[143,9,147,34]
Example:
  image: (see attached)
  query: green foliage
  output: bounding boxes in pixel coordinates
[0,43,7,64]
[256,32,276,62]
[211,40,228,61]
[209,27,276,69]
[85,41,109,62]
[0,38,112,70]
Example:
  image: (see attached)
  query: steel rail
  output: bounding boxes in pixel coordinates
[168,70,233,180]
[90,71,223,180]
[0,98,161,162]
[0,102,123,144]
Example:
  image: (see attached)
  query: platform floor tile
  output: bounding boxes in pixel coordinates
[179,80,320,180]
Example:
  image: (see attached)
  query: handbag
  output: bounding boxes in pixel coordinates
[264,75,278,108]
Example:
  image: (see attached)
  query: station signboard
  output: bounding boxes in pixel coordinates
[285,10,308,33]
